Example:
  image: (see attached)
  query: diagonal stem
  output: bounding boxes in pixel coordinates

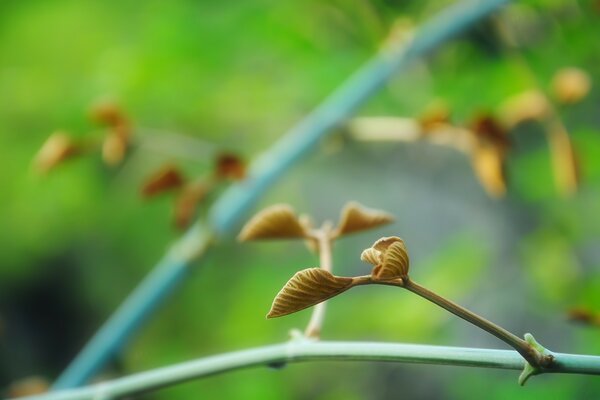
[401,279,547,367]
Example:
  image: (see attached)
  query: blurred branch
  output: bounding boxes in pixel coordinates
[52,0,510,389]
[24,341,600,400]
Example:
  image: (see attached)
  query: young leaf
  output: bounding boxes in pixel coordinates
[333,202,394,237]
[469,115,509,198]
[238,204,307,241]
[215,152,246,180]
[173,182,207,230]
[267,268,353,318]
[102,132,128,166]
[471,144,506,198]
[376,240,409,279]
[551,67,591,104]
[141,164,185,198]
[34,131,80,173]
[362,236,410,280]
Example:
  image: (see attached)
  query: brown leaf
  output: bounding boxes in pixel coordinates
[419,100,451,133]
[141,164,185,198]
[499,90,550,128]
[267,268,353,318]
[548,125,579,196]
[362,236,409,280]
[551,67,591,105]
[215,153,246,180]
[333,202,394,237]
[102,132,128,166]
[567,307,600,327]
[173,182,207,230]
[360,247,382,266]
[90,102,128,128]
[7,376,49,397]
[372,236,403,252]
[469,114,509,149]
[471,144,507,198]
[238,204,307,241]
[375,240,409,279]
[34,131,80,173]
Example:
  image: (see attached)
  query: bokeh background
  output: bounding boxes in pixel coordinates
[1,0,600,398]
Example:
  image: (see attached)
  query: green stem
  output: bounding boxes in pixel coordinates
[402,279,545,367]
[19,341,600,400]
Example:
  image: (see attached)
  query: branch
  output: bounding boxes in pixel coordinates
[25,341,600,400]
[52,0,511,389]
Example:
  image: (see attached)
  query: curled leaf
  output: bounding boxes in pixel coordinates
[551,67,591,104]
[372,236,403,252]
[141,164,185,198]
[377,241,409,279]
[333,202,394,237]
[215,153,246,180]
[238,204,307,241]
[360,248,382,266]
[34,131,79,173]
[267,268,353,318]
[362,236,409,280]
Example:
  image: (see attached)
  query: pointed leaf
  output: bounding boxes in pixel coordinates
[238,204,307,241]
[334,202,394,237]
[267,268,353,318]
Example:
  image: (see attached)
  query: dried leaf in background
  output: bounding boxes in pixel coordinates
[238,204,307,241]
[34,131,80,173]
[551,67,591,104]
[141,164,185,198]
[173,182,207,230]
[334,202,394,237]
[215,153,246,180]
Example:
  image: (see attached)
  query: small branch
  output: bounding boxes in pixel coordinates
[402,279,547,368]
[21,341,600,400]
[305,224,334,338]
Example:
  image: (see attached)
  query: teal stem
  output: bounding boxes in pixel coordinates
[29,341,600,400]
[52,0,510,389]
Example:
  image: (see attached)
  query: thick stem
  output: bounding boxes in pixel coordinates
[402,279,544,367]
[21,341,600,400]
[305,225,334,338]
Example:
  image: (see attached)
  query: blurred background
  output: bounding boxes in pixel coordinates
[1,0,600,398]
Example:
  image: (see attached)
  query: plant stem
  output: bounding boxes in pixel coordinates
[52,0,511,389]
[402,279,547,367]
[21,341,600,400]
[305,225,334,338]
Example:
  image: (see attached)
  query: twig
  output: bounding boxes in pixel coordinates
[24,341,600,400]
[304,225,334,338]
[52,0,511,389]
